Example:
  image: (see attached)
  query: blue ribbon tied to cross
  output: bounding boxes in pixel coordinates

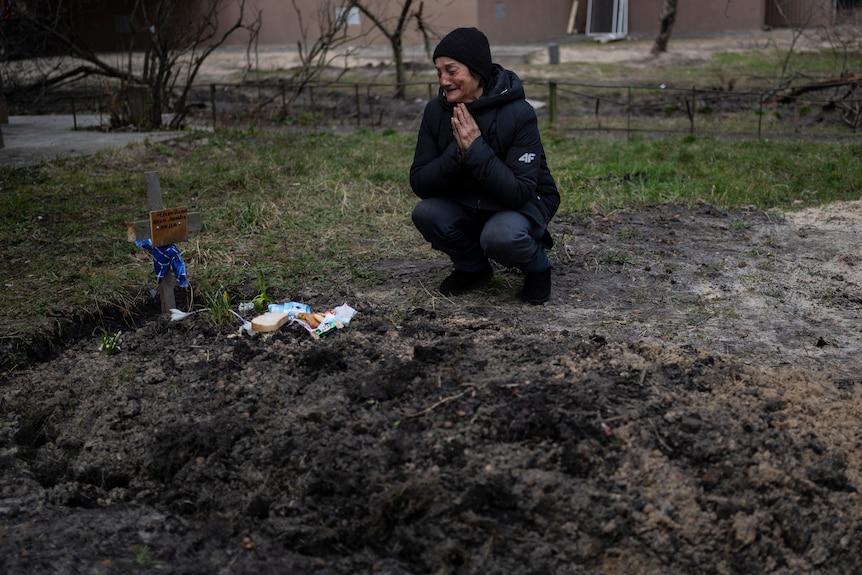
[126,172,202,313]
[135,239,189,288]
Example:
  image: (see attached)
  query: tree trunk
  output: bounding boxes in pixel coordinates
[651,0,678,56]
[0,68,5,148]
[0,67,8,124]
[351,0,418,100]
[392,35,405,100]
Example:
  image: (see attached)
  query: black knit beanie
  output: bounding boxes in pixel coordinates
[432,27,493,84]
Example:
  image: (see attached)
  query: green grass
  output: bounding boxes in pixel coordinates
[510,38,862,139]
[2,128,859,346]
[511,37,862,88]
[550,134,861,213]
[2,33,861,351]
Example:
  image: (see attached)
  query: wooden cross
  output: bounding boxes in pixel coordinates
[126,171,201,313]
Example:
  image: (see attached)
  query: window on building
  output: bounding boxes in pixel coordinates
[336,6,361,26]
[495,2,506,20]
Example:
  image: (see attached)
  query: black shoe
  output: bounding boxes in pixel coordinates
[521,267,551,304]
[439,265,494,296]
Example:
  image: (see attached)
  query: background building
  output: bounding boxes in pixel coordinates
[30,0,861,53]
[214,0,856,45]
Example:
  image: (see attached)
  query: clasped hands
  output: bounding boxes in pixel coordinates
[451,103,481,152]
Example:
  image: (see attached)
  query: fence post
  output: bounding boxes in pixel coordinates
[310,86,318,131]
[355,84,361,127]
[548,82,558,129]
[366,85,375,127]
[210,84,217,131]
[793,99,799,132]
[548,43,560,65]
[595,98,601,130]
[626,86,632,137]
[690,86,696,135]
[758,95,763,140]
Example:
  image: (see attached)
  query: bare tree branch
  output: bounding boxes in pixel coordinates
[5,0,253,128]
[348,0,432,99]
[262,0,357,120]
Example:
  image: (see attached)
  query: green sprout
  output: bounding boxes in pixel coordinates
[250,271,275,313]
[100,331,123,355]
[201,289,233,326]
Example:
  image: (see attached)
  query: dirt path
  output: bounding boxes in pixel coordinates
[365,199,862,381]
[547,201,862,380]
[189,28,807,83]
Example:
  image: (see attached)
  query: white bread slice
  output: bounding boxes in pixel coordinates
[251,311,293,333]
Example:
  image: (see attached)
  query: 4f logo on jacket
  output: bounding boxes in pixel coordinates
[518,153,537,164]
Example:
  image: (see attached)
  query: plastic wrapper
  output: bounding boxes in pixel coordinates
[253,302,357,338]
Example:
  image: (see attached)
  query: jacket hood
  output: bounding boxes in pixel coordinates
[437,64,525,112]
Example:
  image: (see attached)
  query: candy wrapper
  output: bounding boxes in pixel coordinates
[293,303,357,339]
[251,301,357,338]
[268,301,311,317]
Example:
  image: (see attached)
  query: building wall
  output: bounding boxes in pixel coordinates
[218,0,480,47]
[218,0,579,46]
[765,0,833,28]
[476,0,576,43]
[220,0,579,47]
[74,0,841,54]
[75,0,155,52]
[627,0,766,35]
[202,0,834,45]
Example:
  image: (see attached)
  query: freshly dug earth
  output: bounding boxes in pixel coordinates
[2,199,862,574]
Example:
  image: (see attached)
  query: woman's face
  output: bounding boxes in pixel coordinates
[434,57,483,104]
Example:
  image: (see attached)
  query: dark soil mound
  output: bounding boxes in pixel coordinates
[3,203,861,574]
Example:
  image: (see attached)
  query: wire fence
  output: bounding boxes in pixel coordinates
[197,80,436,131]
[196,77,862,139]
[64,77,862,139]
[541,79,862,138]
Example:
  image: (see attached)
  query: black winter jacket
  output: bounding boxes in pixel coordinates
[410,64,560,228]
